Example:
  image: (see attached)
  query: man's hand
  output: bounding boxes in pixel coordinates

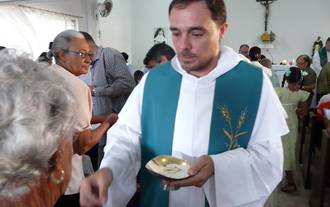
[80,168,113,207]
[166,155,214,188]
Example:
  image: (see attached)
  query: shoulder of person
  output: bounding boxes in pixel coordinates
[324,63,330,70]
[102,47,121,56]
[299,89,310,95]
[103,47,127,63]
[307,67,317,75]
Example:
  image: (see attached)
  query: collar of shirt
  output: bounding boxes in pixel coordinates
[51,64,79,80]
[91,47,102,67]
[171,45,242,84]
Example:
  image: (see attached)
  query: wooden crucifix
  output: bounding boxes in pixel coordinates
[257,0,277,31]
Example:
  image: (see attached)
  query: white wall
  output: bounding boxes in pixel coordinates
[225,0,330,63]
[130,0,172,69]
[97,0,132,57]
[126,0,330,68]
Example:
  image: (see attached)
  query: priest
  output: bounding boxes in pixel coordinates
[80,0,288,207]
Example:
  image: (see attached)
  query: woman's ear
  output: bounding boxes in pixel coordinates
[57,50,66,63]
[49,138,73,192]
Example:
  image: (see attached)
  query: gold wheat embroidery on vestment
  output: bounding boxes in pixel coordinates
[219,105,248,150]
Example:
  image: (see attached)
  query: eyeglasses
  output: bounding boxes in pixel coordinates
[64,50,94,59]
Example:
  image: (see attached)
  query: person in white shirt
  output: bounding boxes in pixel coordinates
[79,1,288,207]
[312,37,330,76]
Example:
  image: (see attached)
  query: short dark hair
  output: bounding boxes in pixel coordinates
[0,46,6,51]
[169,0,227,25]
[249,46,261,61]
[79,31,95,43]
[327,37,330,43]
[134,70,144,84]
[121,52,129,62]
[239,44,249,50]
[143,43,176,65]
[286,67,302,84]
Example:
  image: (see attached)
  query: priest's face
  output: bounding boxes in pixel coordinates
[169,1,227,77]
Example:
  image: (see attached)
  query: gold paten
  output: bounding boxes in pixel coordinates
[145,155,192,180]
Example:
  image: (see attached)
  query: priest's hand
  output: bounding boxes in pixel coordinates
[166,155,214,188]
[80,168,113,207]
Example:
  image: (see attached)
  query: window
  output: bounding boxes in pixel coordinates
[0,5,78,59]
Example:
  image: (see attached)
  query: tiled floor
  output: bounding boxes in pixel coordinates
[264,167,329,207]
[265,185,310,207]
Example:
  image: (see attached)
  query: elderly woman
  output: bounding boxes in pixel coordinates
[0,53,76,207]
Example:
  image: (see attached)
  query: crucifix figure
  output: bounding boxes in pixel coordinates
[257,0,277,31]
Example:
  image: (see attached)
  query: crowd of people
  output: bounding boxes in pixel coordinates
[237,38,330,194]
[0,0,329,207]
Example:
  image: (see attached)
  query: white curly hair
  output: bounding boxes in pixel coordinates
[0,51,77,198]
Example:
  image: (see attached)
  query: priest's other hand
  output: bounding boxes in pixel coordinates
[167,155,214,188]
[80,168,113,207]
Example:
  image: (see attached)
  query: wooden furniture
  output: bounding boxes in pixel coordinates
[309,130,330,207]
[297,118,306,164]
[302,116,313,189]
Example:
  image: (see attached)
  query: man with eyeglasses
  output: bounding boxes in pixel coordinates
[296,55,316,93]
[80,31,136,167]
[296,55,316,105]
[48,30,118,207]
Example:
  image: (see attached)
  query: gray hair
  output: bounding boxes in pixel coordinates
[49,30,84,60]
[0,52,77,198]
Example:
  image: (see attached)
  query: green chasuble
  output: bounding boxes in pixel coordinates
[140,61,263,207]
[319,47,328,68]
